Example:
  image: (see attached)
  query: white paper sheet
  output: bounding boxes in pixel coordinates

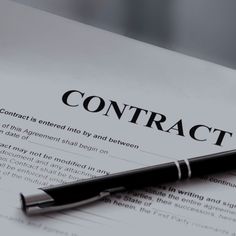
[1,1,236,235]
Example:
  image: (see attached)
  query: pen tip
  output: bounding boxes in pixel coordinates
[20,193,27,214]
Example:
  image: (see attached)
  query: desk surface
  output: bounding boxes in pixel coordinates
[12,0,236,69]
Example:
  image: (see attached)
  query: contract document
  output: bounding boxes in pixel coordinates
[1,1,236,235]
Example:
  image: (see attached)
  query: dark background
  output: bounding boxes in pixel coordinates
[12,0,236,69]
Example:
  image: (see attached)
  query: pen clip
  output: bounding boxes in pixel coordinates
[21,189,111,215]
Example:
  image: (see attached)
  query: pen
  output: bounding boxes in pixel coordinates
[20,149,236,215]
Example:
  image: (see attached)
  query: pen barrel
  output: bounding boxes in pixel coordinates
[42,162,179,205]
[21,150,236,215]
[189,150,236,177]
[42,150,236,206]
